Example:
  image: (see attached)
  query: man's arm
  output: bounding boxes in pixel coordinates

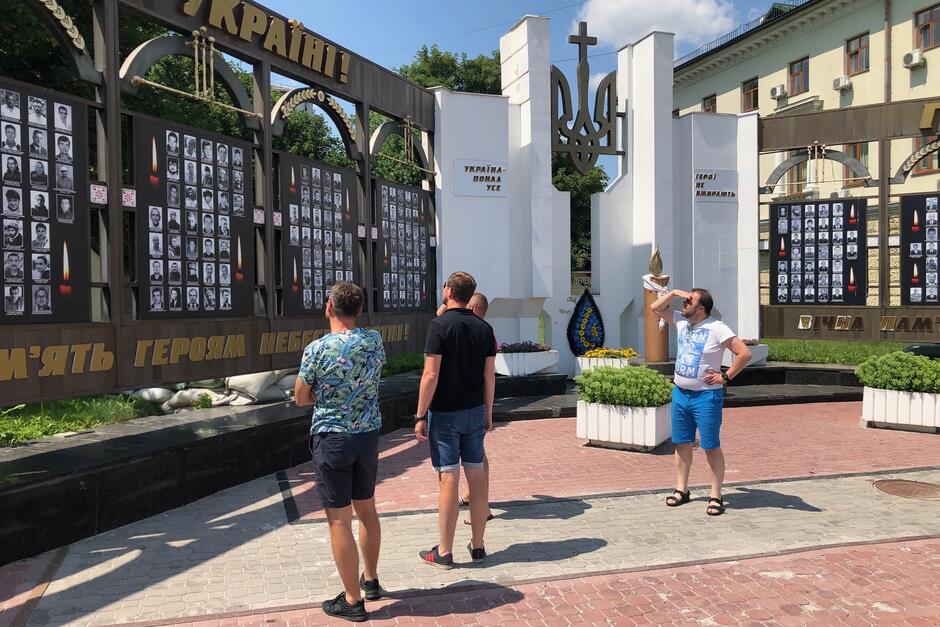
[483,356,496,432]
[723,336,753,381]
[294,377,316,407]
[649,289,691,322]
[414,354,442,442]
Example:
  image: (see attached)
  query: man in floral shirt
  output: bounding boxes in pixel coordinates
[295,282,386,622]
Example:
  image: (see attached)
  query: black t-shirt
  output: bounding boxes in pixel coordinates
[425,308,497,412]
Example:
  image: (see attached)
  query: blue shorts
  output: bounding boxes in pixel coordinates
[428,405,486,473]
[671,386,724,450]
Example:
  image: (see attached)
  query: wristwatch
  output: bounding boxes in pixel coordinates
[415,413,428,421]
[721,372,730,384]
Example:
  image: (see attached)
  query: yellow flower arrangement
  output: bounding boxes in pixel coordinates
[582,347,639,359]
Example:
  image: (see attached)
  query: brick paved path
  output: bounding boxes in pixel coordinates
[3,402,940,626]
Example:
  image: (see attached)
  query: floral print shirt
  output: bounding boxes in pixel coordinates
[298,328,386,434]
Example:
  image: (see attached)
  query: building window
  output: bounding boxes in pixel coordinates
[789,57,809,96]
[915,3,940,50]
[741,78,759,112]
[788,153,807,193]
[844,143,869,187]
[845,33,870,75]
[702,94,717,113]
[914,135,940,175]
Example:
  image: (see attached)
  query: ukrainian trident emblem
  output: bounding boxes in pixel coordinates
[551,22,619,175]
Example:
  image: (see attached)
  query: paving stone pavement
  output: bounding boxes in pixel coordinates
[22,467,940,627]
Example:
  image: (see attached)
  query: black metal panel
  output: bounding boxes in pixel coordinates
[900,193,940,305]
[373,178,432,312]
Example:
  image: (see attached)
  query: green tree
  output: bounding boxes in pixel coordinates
[553,153,608,272]
[397,45,501,95]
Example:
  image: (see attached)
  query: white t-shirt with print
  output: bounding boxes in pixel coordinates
[672,310,735,391]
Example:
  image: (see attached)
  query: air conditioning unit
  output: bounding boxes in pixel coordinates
[832,75,852,92]
[770,84,787,100]
[903,49,926,68]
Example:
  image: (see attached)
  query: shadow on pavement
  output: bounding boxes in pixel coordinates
[493,494,592,521]
[376,581,525,619]
[727,486,823,512]
[468,537,607,567]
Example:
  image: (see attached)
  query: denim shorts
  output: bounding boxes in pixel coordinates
[671,386,724,450]
[428,404,486,473]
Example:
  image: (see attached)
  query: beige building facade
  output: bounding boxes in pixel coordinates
[673,0,940,323]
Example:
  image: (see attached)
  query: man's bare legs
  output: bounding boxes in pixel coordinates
[324,506,361,604]
[351,498,381,582]
[463,465,488,548]
[437,470,460,555]
[674,443,693,493]
[704,447,725,499]
[461,454,490,522]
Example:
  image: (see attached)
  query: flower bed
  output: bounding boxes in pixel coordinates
[495,342,558,376]
[575,347,638,375]
[574,366,673,451]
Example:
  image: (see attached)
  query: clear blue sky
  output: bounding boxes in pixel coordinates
[265,0,776,81]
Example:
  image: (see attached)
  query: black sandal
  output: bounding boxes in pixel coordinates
[706,497,725,516]
[665,489,691,507]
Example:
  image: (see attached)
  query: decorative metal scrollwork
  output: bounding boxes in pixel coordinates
[551,22,619,175]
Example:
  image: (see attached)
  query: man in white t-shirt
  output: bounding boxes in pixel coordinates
[651,288,752,516]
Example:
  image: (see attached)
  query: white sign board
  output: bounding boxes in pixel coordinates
[454,160,509,197]
[693,169,738,203]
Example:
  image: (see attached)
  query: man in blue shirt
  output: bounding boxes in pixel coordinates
[295,282,386,622]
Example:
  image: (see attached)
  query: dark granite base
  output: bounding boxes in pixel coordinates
[0,372,567,566]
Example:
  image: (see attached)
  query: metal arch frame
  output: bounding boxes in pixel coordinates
[369,119,432,182]
[26,0,103,85]
[270,87,361,163]
[890,137,940,184]
[119,35,261,131]
[759,147,876,194]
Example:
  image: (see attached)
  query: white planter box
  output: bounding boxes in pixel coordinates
[495,350,559,377]
[722,344,769,368]
[861,387,940,431]
[574,356,636,375]
[576,400,671,452]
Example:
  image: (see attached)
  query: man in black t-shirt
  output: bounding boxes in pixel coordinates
[415,271,496,568]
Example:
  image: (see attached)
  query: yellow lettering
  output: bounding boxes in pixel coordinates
[90,343,114,372]
[259,332,275,355]
[69,343,92,374]
[222,334,246,359]
[301,330,316,347]
[338,51,350,83]
[238,2,268,42]
[287,21,305,62]
[321,42,337,78]
[152,339,171,366]
[134,340,153,367]
[262,16,288,55]
[38,345,68,377]
[170,338,191,364]
[206,336,225,360]
[301,33,325,71]
[181,0,206,17]
[288,330,303,353]
[0,348,27,381]
[190,336,207,361]
[912,317,933,333]
[275,331,290,354]
[207,0,240,35]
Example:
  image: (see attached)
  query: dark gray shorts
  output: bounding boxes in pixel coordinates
[310,429,380,509]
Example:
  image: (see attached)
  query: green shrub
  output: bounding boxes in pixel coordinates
[382,351,424,377]
[855,351,940,393]
[575,366,673,407]
[498,341,552,353]
[764,338,908,365]
[192,393,213,410]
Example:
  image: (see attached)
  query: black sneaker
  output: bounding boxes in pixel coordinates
[321,591,367,623]
[418,545,454,569]
[359,573,383,600]
[467,542,486,562]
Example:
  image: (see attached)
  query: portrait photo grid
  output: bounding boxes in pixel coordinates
[278,153,357,314]
[769,199,868,306]
[900,194,940,305]
[134,117,253,318]
[374,180,431,312]
[2,82,87,322]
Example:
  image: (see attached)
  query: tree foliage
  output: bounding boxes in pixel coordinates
[397,45,502,95]
[552,153,608,271]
